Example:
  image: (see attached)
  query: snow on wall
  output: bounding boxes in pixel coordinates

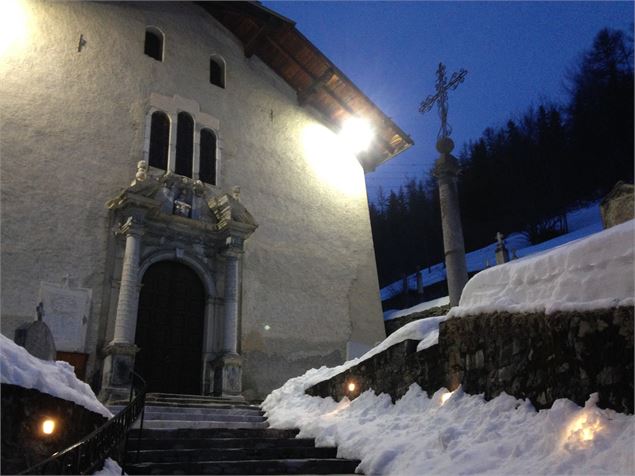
[451,219,634,317]
[0,335,112,418]
[381,203,603,301]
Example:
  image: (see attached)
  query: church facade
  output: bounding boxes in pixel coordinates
[0,1,412,400]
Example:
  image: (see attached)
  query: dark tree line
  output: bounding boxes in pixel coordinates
[371,28,634,287]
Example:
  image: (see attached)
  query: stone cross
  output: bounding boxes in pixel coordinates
[419,63,468,139]
[422,62,469,307]
[496,232,504,247]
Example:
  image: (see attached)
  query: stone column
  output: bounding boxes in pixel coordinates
[100,215,144,403]
[222,248,240,354]
[112,218,144,344]
[434,137,468,307]
[213,241,244,400]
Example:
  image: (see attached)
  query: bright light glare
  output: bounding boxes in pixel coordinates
[339,118,374,154]
[347,382,356,392]
[566,414,602,443]
[0,0,29,57]
[440,391,452,405]
[301,123,365,197]
[41,419,56,435]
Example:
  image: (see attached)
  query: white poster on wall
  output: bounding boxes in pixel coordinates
[38,282,92,353]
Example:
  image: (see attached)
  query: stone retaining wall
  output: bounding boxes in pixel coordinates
[307,307,633,414]
[1,384,108,474]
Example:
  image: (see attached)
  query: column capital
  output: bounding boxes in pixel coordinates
[433,153,461,180]
[116,216,145,237]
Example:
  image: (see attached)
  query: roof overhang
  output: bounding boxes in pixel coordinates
[197,1,414,172]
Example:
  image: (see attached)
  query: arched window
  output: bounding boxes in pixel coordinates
[148,111,169,170]
[199,129,217,185]
[175,112,194,178]
[144,27,163,61]
[210,56,225,89]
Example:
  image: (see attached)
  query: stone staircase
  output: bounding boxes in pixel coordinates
[111,393,360,475]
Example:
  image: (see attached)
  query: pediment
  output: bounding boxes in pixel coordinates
[106,168,258,237]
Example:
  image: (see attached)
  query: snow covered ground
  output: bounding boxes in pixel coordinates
[0,334,112,418]
[263,217,635,475]
[264,381,634,475]
[381,203,604,302]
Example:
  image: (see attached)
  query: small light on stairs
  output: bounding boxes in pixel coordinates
[347,382,356,392]
[264,324,271,331]
[41,418,56,435]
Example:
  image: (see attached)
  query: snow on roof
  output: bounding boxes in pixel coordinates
[381,203,603,302]
[0,334,112,418]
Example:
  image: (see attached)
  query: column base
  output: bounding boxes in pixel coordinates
[99,342,139,404]
[212,353,243,399]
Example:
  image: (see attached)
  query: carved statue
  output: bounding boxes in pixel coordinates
[132,160,148,185]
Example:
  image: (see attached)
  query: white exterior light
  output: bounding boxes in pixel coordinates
[339,117,374,155]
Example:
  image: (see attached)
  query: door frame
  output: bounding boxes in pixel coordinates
[135,249,219,394]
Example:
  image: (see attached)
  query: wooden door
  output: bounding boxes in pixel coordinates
[134,261,205,394]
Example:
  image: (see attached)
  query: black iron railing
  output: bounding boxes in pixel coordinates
[20,372,146,475]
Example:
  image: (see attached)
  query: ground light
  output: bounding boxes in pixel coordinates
[440,391,453,405]
[41,418,56,436]
[347,382,356,392]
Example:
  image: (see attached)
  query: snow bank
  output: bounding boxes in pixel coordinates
[452,219,634,317]
[381,202,603,301]
[384,296,449,321]
[93,458,124,475]
[0,334,112,418]
[264,377,634,475]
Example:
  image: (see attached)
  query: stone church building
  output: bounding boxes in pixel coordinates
[0,1,412,401]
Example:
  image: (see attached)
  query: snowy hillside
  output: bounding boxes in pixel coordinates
[381,203,603,302]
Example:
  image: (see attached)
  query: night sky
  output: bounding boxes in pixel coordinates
[263,1,633,202]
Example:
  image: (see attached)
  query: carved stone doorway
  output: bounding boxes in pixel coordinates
[134,261,205,394]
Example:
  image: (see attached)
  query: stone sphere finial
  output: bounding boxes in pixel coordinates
[436,137,455,154]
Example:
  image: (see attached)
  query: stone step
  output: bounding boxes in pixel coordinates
[146,393,247,405]
[139,413,266,423]
[129,436,317,451]
[125,457,361,475]
[137,419,269,430]
[126,446,338,463]
[110,404,264,417]
[111,393,250,407]
[128,427,299,439]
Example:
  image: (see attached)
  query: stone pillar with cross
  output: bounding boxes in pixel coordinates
[420,63,469,307]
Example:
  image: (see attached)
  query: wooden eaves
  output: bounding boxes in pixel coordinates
[197,1,414,172]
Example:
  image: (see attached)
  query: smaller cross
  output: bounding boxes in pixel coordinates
[419,62,467,139]
[496,232,505,246]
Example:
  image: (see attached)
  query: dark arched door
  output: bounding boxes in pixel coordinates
[135,261,205,394]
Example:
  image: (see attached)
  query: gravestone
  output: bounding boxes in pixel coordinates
[495,232,510,265]
[38,281,92,352]
[14,303,56,360]
[600,181,634,229]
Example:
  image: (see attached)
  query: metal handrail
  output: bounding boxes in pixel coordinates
[20,372,146,475]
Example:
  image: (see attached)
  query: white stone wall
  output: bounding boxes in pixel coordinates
[0,0,385,397]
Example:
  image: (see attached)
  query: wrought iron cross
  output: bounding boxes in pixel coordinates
[419,62,467,139]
